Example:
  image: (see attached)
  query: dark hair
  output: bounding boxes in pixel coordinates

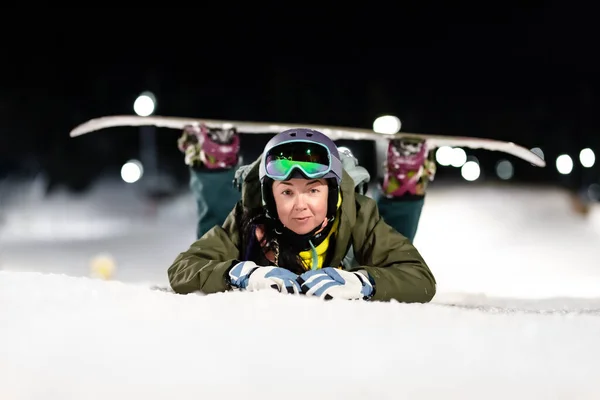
[239,206,308,275]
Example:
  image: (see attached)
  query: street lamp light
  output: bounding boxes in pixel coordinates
[579,148,595,168]
[461,160,480,182]
[373,115,401,134]
[133,92,156,117]
[121,159,144,183]
[556,154,573,175]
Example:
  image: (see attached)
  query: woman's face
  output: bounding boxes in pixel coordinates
[272,178,329,235]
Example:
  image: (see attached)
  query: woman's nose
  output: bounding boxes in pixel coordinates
[294,194,307,209]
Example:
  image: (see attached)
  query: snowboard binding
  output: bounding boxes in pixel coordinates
[177,124,240,169]
[382,138,436,198]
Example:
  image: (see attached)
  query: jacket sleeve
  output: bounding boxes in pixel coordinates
[167,205,243,295]
[351,199,436,303]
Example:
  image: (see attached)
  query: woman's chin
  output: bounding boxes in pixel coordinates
[288,220,318,235]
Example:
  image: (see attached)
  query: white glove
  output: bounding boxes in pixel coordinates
[297,267,374,300]
[228,261,301,294]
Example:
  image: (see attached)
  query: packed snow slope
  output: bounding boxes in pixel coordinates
[1,177,600,399]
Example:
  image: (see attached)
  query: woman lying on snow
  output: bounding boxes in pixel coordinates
[168,128,436,302]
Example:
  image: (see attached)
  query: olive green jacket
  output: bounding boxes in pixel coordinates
[168,156,436,303]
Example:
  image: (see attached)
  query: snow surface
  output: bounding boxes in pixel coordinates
[1,176,600,399]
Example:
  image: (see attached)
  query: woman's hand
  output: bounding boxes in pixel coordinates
[297,267,373,300]
[229,261,301,294]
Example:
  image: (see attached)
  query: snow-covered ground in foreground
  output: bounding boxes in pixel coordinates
[1,176,600,399]
[2,271,600,400]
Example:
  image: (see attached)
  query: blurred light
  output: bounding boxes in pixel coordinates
[579,148,595,168]
[588,183,600,201]
[373,115,401,134]
[496,159,514,180]
[134,91,156,117]
[450,148,467,168]
[461,161,480,181]
[121,159,144,183]
[530,147,545,160]
[90,253,117,280]
[435,146,454,166]
[556,154,573,175]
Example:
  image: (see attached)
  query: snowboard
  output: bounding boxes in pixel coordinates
[69,114,546,167]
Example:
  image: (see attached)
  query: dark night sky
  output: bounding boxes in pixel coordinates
[0,5,598,191]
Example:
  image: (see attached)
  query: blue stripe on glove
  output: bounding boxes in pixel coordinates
[262,267,302,294]
[297,267,373,300]
[229,262,301,294]
[228,261,260,289]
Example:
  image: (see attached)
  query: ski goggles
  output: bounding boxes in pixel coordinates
[264,140,332,180]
